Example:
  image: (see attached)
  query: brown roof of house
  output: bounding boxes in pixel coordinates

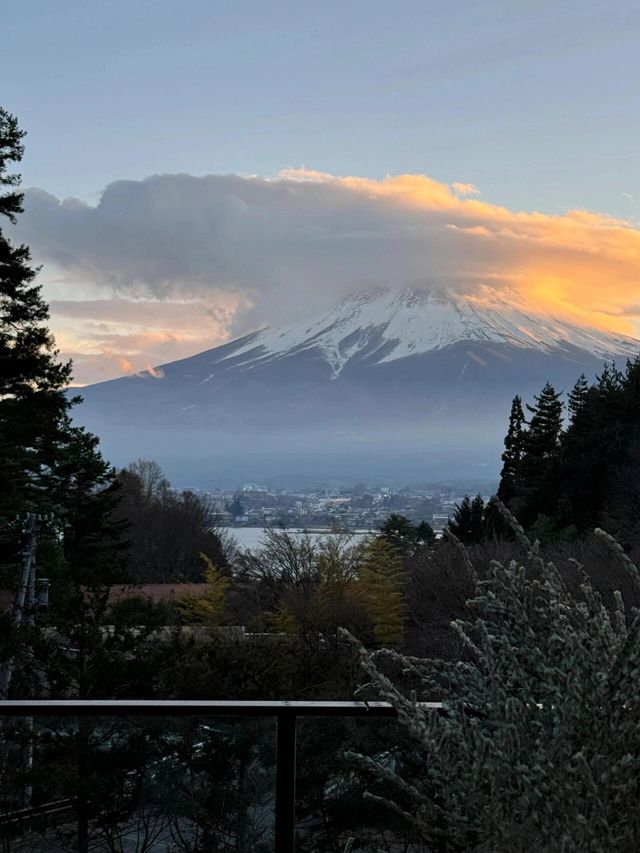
[107,584,210,604]
[0,584,212,612]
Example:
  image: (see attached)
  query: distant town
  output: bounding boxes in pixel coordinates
[190,481,498,533]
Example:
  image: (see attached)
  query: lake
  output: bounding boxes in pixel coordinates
[222,527,375,552]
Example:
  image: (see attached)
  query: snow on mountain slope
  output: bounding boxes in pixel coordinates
[221,287,640,378]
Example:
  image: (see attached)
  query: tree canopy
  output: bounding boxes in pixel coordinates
[497,359,640,543]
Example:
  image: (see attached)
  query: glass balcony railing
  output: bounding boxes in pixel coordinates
[0,700,438,852]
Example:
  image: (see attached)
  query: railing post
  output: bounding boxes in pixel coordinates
[275,713,297,853]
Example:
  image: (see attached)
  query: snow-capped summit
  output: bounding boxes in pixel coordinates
[75,287,640,486]
[219,287,639,378]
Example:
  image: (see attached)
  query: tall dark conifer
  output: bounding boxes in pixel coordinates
[497,395,525,505]
[0,109,72,530]
[567,374,589,423]
[448,496,472,543]
[596,362,624,397]
[449,495,485,544]
[623,356,640,402]
[0,110,129,704]
[532,365,631,534]
[522,383,563,468]
[519,382,564,524]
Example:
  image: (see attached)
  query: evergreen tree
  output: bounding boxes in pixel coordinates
[567,374,589,423]
[44,425,126,600]
[470,494,485,541]
[448,495,485,545]
[0,108,121,566]
[497,395,525,505]
[622,355,640,418]
[558,365,627,533]
[414,520,436,548]
[596,362,624,398]
[519,382,564,525]
[449,496,472,542]
[358,538,405,646]
[379,514,435,556]
[523,382,564,463]
[0,110,128,704]
[0,109,72,530]
[591,357,640,541]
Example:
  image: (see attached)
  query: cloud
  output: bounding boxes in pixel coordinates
[13,169,640,382]
[48,298,232,324]
[47,296,245,384]
[452,182,481,196]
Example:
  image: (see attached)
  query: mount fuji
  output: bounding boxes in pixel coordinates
[75,288,640,487]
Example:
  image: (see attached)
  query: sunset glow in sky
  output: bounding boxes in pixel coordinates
[5,0,640,384]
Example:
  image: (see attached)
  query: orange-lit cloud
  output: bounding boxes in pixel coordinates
[48,295,247,385]
[290,171,640,334]
[14,170,640,383]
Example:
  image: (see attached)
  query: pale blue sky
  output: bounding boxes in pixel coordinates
[5,0,640,217]
[6,0,640,384]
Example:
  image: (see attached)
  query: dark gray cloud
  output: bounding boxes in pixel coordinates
[14,170,640,341]
[16,172,486,332]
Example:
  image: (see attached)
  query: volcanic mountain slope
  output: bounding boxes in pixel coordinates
[75,288,640,485]
[217,287,637,374]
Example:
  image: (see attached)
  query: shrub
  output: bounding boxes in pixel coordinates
[343,501,640,852]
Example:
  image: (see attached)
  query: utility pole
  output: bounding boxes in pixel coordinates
[0,514,40,809]
[0,512,38,700]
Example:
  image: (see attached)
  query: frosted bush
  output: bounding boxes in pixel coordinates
[342,501,640,852]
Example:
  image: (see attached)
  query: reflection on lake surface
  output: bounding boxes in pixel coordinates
[222,527,375,552]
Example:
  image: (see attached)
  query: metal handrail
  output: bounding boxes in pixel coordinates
[0,798,75,827]
[0,699,442,716]
[0,700,444,852]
